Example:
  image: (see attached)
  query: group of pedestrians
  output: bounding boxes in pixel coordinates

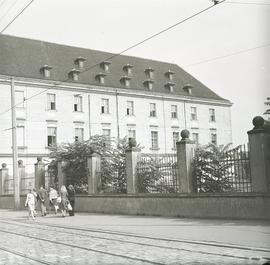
[25,184,76,220]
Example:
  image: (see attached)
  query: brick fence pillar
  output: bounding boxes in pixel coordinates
[35,157,45,190]
[87,153,101,194]
[126,138,141,194]
[248,116,270,192]
[0,163,8,195]
[18,160,25,194]
[176,129,196,193]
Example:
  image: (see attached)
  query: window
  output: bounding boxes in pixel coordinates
[102,129,111,138]
[123,64,133,75]
[172,131,179,149]
[100,61,111,72]
[75,128,84,141]
[74,95,82,112]
[171,105,177,119]
[210,133,217,145]
[15,91,24,108]
[209,108,216,122]
[143,80,154,90]
[101,98,109,114]
[150,103,157,117]
[128,129,136,139]
[127,101,134,116]
[47,93,56,110]
[40,65,52,78]
[151,131,159,149]
[191,107,197,120]
[192,133,199,146]
[47,127,57,146]
[145,68,154,79]
[17,126,25,146]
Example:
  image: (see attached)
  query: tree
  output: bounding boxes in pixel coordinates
[192,143,236,192]
[48,135,134,193]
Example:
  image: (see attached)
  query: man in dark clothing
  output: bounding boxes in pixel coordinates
[38,185,47,216]
[67,185,75,216]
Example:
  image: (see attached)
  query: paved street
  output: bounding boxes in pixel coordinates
[0,209,269,265]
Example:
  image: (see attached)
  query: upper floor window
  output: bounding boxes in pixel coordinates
[172,131,179,149]
[75,128,84,142]
[165,70,174,80]
[95,73,106,84]
[40,65,52,78]
[145,67,155,79]
[128,128,136,140]
[183,84,193,95]
[151,131,159,149]
[209,108,216,122]
[15,90,24,108]
[127,101,134,116]
[74,95,83,112]
[150,103,157,117]
[123,64,133,75]
[192,133,199,146]
[191,107,197,120]
[74,56,86,69]
[165,82,175,92]
[47,93,56,110]
[101,98,109,114]
[100,61,111,72]
[210,133,217,145]
[143,80,154,90]
[47,127,57,146]
[68,69,80,81]
[171,105,178,119]
[120,76,131,87]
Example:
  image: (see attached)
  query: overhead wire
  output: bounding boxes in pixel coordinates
[0,0,35,33]
[0,0,226,118]
[184,43,270,67]
[0,0,20,25]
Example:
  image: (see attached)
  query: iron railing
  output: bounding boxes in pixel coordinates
[136,153,179,193]
[195,144,252,193]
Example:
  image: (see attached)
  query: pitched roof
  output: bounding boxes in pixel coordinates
[0,34,229,102]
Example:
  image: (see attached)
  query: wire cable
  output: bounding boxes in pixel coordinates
[0,0,20,25]
[0,0,35,33]
[184,43,270,67]
[0,0,226,117]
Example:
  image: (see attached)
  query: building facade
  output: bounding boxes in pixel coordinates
[0,34,232,176]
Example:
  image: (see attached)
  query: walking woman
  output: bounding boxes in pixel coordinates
[67,185,75,216]
[25,189,36,220]
[49,187,58,214]
[59,185,68,217]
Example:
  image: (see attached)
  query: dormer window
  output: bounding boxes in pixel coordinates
[95,73,106,84]
[123,64,133,76]
[40,65,52,78]
[143,80,154,90]
[165,70,174,80]
[165,82,175,92]
[120,76,131,87]
[145,67,155,79]
[100,61,111,72]
[183,84,193,95]
[74,56,86,68]
[68,69,80,81]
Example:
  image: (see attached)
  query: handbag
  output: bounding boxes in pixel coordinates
[57,196,61,203]
[67,202,73,211]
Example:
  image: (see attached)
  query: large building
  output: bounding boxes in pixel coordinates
[0,34,232,175]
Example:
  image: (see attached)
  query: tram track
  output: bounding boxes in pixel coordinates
[0,245,54,265]
[0,217,269,263]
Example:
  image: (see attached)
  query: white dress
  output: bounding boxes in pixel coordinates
[25,193,35,211]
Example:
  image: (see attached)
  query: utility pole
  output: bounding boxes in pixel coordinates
[10,77,20,209]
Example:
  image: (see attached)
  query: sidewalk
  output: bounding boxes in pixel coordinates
[1,209,269,250]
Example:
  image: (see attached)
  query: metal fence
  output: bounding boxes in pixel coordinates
[136,153,179,193]
[195,144,252,193]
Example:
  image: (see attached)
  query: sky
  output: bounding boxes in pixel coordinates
[0,0,269,145]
